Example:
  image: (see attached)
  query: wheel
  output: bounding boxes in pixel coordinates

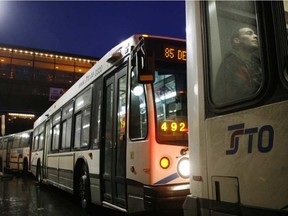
[76,164,91,210]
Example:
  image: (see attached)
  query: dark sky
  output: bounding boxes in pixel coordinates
[0,1,186,58]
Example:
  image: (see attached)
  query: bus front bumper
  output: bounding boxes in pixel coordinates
[144,183,190,211]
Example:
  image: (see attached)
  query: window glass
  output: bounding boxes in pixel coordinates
[153,62,188,145]
[3,139,8,149]
[21,132,31,147]
[61,121,67,149]
[52,124,60,151]
[55,64,74,84]
[32,128,39,151]
[75,88,92,112]
[284,1,288,82]
[82,108,90,147]
[45,121,52,152]
[75,72,85,81]
[34,61,55,82]
[74,113,81,149]
[52,112,61,151]
[53,112,61,125]
[39,124,45,134]
[130,71,147,140]
[61,102,73,150]
[38,133,44,150]
[13,136,20,148]
[92,78,102,149]
[284,1,288,32]
[61,118,72,149]
[75,67,89,74]
[104,82,113,174]
[33,135,39,151]
[207,1,263,105]
[62,102,74,120]
[66,118,72,148]
[116,75,127,178]
[0,57,11,79]
[11,58,33,80]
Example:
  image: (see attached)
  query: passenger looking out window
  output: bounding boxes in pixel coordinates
[215,27,262,104]
[214,26,263,104]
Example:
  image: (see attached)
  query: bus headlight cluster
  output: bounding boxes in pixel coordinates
[177,157,190,178]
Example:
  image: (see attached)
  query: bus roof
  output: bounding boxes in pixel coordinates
[33,34,185,129]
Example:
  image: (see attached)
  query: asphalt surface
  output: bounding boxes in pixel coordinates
[0,172,184,216]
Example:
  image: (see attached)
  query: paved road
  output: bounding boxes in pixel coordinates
[0,173,121,216]
[0,173,183,216]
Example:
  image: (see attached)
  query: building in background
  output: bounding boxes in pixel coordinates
[0,44,98,135]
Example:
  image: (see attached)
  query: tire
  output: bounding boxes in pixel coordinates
[76,164,91,210]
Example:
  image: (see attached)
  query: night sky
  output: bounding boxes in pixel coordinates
[0,1,186,58]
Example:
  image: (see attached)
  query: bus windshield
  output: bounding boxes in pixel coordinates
[153,61,188,145]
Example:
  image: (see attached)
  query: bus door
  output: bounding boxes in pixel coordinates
[102,67,127,209]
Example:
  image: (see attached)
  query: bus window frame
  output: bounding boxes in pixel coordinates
[60,100,74,152]
[51,111,61,153]
[91,77,103,150]
[73,86,92,151]
[203,0,279,115]
[129,69,148,141]
[271,1,288,89]
[32,127,39,151]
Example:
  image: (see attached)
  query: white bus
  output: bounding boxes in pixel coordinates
[184,1,288,216]
[31,34,189,213]
[0,129,32,173]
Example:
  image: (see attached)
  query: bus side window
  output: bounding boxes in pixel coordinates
[92,78,102,149]
[61,101,73,150]
[38,124,45,150]
[206,1,263,106]
[39,133,44,150]
[130,71,147,140]
[33,127,39,151]
[52,112,61,152]
[74,87,92,149]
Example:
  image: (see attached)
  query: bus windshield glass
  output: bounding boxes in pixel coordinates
[153,61,188,145]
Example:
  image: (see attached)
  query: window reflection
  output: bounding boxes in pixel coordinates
[153,62,188,144]
[207,1,263,105]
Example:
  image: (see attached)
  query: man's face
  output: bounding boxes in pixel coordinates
[236,27,258,51]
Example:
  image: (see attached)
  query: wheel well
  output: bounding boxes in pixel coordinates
[73,158,90,192]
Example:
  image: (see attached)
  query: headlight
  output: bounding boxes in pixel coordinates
[177,157,190,178]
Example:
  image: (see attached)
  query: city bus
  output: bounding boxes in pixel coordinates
[184,1,288,216]
[0,129,33,173]
[31,34,189,213]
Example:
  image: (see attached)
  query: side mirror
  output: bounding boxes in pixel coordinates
[132,39,155,84]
